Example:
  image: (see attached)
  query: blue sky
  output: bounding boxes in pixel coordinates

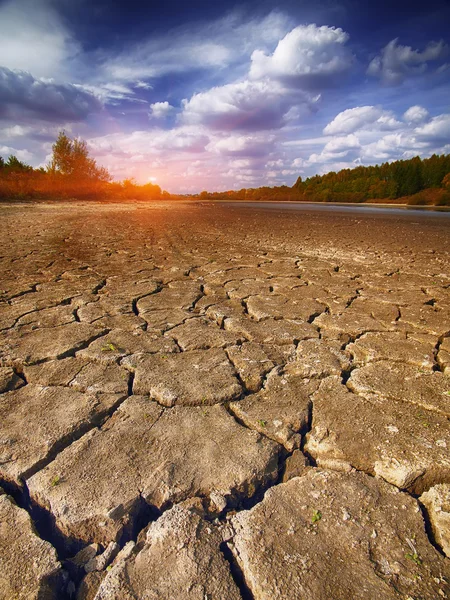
[0,0,449,193]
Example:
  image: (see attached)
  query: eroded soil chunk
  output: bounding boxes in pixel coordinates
[229,470,450,600]
[0,322,106,366]
[93,502,241,600]
[0,384,124,485]
[230,372,317,451]
[420,484,450,557]
[348,361,450,417]
[27,397,281,548]
[0,491,63,600]
[305,377,450,493]
[132,348,242,405]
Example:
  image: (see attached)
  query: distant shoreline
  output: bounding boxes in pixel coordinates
[210,199,450,211]
[1,197,450,212]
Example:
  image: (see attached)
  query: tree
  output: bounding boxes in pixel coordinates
[49,131,111,182]
[5,155,33,172]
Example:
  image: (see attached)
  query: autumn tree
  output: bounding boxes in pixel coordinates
[49,131,111,182]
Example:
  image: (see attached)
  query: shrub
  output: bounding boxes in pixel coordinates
[407,192,427,206]
[435,191,450,206]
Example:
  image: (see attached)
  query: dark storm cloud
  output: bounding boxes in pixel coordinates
[0,67,102,123]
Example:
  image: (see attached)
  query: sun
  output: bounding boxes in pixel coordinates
[148,176,157,183]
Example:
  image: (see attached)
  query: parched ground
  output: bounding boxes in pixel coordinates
[0,200,450,599]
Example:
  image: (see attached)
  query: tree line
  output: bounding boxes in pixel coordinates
[198,154,450,206]
[2,132,450,205]
[0,132,166,201]
[293,154,450,204]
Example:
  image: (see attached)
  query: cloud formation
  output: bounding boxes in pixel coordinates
[0,0,79,79]
[414,114,450,142]
[323,106,401,135]
[0,67,102,122]
[150,101,176,119]
[181,79,316,131]
[100,11,291,84]
[208,133,276,157]
[367,38,448,85]
[250,24,353,88]
[295,105,450,175]
[403,105,430,124]
[0,144,34,162]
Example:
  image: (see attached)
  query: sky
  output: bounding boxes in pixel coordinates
[0,0,450,193]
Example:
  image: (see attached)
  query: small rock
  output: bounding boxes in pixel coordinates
[85,542,119,572]
[70,543,99,568]
[282,450,310,482]
[0,367,23,393]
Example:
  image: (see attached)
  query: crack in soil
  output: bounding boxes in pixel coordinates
[220,540,255,600]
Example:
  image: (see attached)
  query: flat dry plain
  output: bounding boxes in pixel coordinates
[1,200,450,599]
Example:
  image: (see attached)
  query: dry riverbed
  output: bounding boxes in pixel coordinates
[0,200,449,599]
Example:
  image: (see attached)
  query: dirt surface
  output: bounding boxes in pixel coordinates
[0,200,449,599]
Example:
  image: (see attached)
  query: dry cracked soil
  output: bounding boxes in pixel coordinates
[0,200,449,599]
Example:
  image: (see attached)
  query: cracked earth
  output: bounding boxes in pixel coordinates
[0,200,449,599]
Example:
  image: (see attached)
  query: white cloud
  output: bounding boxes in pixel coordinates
[292,157,307,168]
[88,126,210,157]
[414,114,450,142]
[250,24,353,87]
[403,105,430,124]
[323,106,401,135]
[360,133,427,161]
[0,0,79,79]
[304,134,361,166]
[181,79,315,131]
[0,125,30,138]
[134,81,153,90]
[367,38,448,85]
[150,101,176,119]
[0,145,33,162]
[208,133,276,157]
[178,23,347,134]
[77,82,145,104]
[322,134,360,154]
[293,107,450,177]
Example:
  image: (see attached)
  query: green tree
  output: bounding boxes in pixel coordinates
[5,155,33,172]
[49,131,111,182]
